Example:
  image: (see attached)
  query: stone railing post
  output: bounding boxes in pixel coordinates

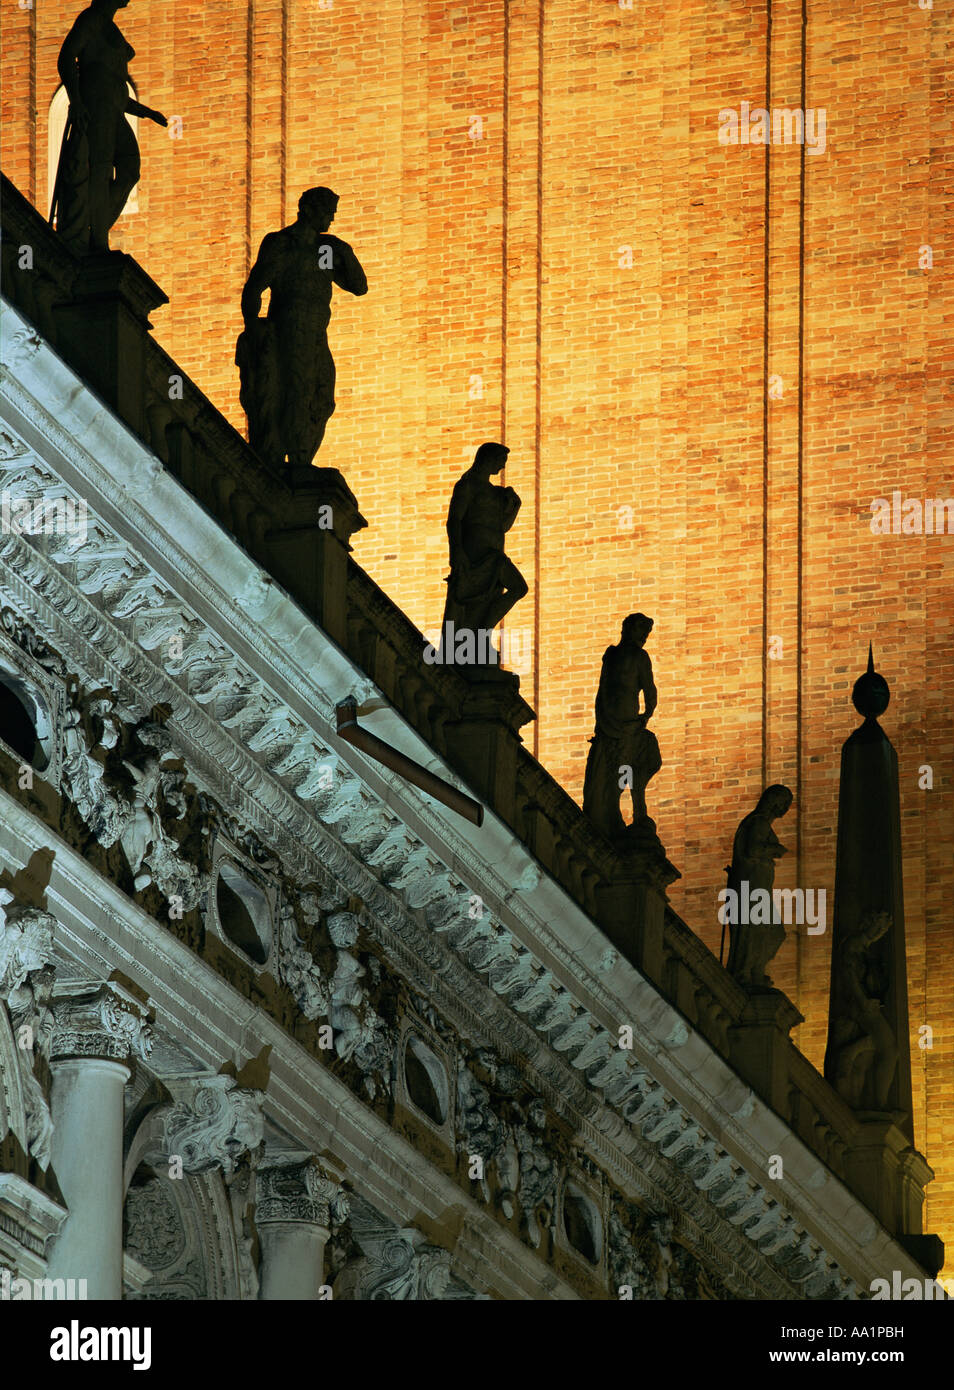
[264,467,367,647]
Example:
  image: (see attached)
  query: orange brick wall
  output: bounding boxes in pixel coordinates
[3,0,951,1277]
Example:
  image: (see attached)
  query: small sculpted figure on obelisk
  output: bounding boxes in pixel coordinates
[723,785,793,991]
[237,187,368,472]
[827,909,899,1110]
[582,614,662,839]
[51,0,167,253]
[437,442,528,669]
[824,648,911,1130]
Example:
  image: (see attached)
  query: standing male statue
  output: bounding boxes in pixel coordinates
[583,613,662,838]
[237,187,368,472]
[51,0,167,253]
[438,442,528,667]
[723,784,793,991]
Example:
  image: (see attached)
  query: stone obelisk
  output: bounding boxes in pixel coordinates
[821,648,944,1260]
[824,646,912,1135]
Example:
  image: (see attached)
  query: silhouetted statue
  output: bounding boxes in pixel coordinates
[438,443,528,666]
[583,614,662,838]
[827,909,899,1110]
[51,0,167,253]
[724,785,793,990]
[237,187,368,471]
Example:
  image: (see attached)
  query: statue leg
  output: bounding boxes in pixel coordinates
[870,1014,899,1109]
[107,115,141,225]
[285,343,335,468]
[482,556,528,631]
[583,736,625,839]
[86,105,122,252]
[630,730,661,823]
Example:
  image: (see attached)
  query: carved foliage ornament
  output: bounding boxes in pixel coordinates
[161,1076,265,1178]
[51,981,153,1064]
[256,1159,349,1228]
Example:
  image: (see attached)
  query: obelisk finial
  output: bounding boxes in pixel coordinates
[852,644,889,720]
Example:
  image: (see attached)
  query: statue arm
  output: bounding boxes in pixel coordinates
[641,661,658,721]
[742,816,785,864]
[241,235,279,324]
[325,236,368,296]
[500,485,521,530]
[126,97,167,126]
[446,478,472,568]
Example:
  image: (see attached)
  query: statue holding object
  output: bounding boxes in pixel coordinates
[438,442,528,670]
[52,0,167,254]
[723,784,793,991]
[237,187,368,473]
[583,613,662,839]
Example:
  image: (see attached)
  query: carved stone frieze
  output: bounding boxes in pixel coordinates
[124,1179,187,1273]
[327,948,396,1099]
[333,1197,488,1301]
[276,901,329,1022]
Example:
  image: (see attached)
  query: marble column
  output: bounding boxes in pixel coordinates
[44,980,152,1299]
[256,1158,345,1300]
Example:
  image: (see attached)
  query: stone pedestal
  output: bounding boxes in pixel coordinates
[898,1232,944,1279]
[44,980,151,1300]
[727,990,804,1114]
[264,467,367,646]
[442,675,535,825]
[256,1158,344,1300]
[596,874,666,981]
[844,1114,927,1237]
[593,834,680,980]
[53,251,168,439]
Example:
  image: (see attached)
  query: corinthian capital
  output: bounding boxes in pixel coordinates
[256,1158,348,1228]
[51,979,153,1063]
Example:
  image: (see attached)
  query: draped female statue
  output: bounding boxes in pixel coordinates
[51,0,167,253]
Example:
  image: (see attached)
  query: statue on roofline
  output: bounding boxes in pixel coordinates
[237,186,368,473]
[51,0,167,254]
[722,784,793,991]
[583,613,662,840]
[434,442,528,675]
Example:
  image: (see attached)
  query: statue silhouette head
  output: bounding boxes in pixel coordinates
[621,612,653,646]
[757,784,793,819]
[472,441,509,477]
[298,186,339,233]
